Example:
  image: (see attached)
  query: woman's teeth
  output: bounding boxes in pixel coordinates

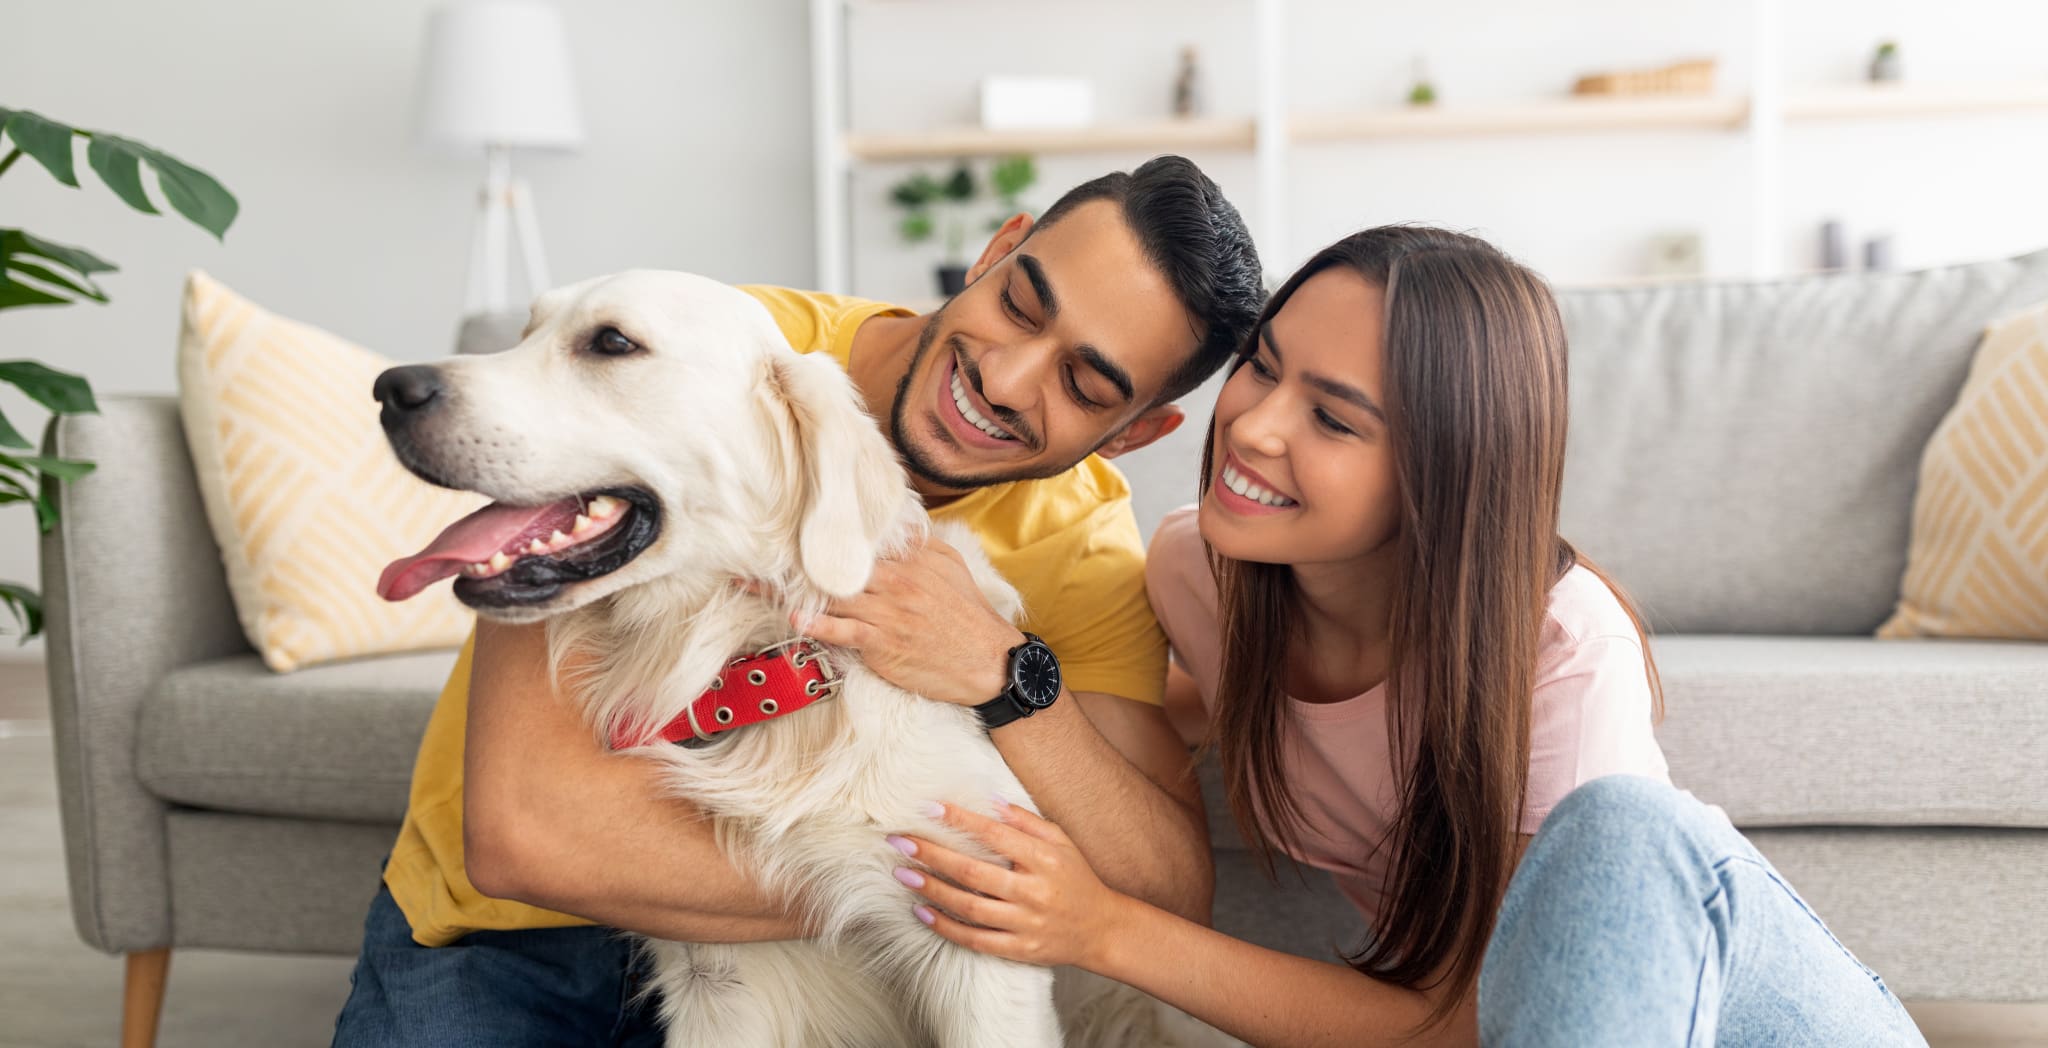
[1220,463,1297,507]
[951,367,1016,442]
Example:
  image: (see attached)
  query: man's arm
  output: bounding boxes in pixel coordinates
[463,618,809,942]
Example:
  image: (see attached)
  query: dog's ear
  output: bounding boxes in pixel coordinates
[761,351,908,597]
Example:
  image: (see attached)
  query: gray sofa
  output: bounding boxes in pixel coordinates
[42,251,2048,1040]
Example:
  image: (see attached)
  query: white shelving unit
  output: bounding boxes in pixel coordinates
[810,0,2048,293]
[810,0,1293,294]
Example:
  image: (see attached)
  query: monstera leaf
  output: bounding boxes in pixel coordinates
[0,108,236,309]
[0,106,235,638]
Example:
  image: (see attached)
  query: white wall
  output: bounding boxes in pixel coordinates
[1,0,816,649]
[5,0,2045,653]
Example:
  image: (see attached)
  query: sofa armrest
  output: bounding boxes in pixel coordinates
[39,394,249,953]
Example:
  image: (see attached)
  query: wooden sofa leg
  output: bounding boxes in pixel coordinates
[122,948,171,1048]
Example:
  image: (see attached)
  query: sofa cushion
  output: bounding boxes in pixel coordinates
[1880,299,2048,641]
[177,270,485,671]
[138,650,454,823]
[1556,248,2048,635]
[1651,635,2048,828]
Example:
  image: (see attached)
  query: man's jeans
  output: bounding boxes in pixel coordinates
[331,883,664,1047]
[1480,775,1928,1046]
[336,776,1926,1046]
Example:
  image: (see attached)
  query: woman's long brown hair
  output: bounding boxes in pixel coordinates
[1201,226,1662,1029]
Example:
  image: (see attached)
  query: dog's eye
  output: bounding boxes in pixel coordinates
[591,327,640,357]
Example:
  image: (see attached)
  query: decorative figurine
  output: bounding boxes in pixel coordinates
[1173,46,1203,118]
[1820,219,1849,272]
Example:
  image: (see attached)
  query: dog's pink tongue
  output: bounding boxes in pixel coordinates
[377,498,579,602]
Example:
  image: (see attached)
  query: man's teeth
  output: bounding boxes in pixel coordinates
[950,368,1016,441]
[463,495,630,578]
[1221,464,1298,507]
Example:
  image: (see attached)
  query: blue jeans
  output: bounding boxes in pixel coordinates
[1480,775,1927,1046]
[332,881,665,1047]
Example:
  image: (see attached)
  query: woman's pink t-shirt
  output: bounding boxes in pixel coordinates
[1144,507,1671,923]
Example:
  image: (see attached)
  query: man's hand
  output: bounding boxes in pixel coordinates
[798,535,1024,707]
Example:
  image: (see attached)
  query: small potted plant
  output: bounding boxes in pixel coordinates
[985,154,1037,232]
[1406,55,1438,106]
[889,161,979,296]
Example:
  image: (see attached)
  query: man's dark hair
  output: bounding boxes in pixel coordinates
[1032,155,1265,406]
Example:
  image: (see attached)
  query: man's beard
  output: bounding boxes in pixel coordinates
[889,306,1086,492]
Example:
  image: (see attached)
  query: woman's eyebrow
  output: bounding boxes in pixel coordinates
[1262,322,1386,423]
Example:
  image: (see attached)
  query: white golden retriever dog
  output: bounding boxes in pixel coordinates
[373,271,1228,1048]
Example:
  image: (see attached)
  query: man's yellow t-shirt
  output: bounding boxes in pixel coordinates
[384,285,1169,945]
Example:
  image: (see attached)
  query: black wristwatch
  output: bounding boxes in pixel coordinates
[973,633,1062,730]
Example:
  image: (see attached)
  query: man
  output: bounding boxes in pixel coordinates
[335,155,1264,1044]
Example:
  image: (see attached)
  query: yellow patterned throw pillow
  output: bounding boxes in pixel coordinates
[178,271,482,671]
[1881,300,2048,640]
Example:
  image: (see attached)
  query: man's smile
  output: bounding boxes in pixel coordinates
[935,352,1027,452]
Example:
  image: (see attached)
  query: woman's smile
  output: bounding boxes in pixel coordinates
[1212,454,1299,515]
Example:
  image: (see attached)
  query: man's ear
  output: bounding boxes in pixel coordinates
[760,352,908,597]
[964,213,1035,285]
[1096,404,1184,459]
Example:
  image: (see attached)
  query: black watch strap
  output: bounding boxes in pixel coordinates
[972,689,1032,730]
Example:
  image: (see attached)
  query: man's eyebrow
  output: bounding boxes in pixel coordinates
[1017,252,1132,404]
[1260,322,1386,423]
[1075,344,1134,404]
[1016,253,1058,320]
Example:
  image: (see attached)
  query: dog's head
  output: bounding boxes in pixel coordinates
[374,270,909,622]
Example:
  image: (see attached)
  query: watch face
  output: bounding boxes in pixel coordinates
[1011,641,1062,708]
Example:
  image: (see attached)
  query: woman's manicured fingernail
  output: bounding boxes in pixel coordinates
[914,904,937,926]
[921,801,947,820]
[886,835,917,857]
[893,867,925,889]
[990,793,1011,811]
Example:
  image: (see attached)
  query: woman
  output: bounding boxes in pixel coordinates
[884,227,1925,1045]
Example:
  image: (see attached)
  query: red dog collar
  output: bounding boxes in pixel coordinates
[610,638,843,749]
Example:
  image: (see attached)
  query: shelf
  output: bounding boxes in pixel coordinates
[842,117,1257,161]
[1785,80,2048,121]
[837,82,2048,165]
[1293,95,1750,142]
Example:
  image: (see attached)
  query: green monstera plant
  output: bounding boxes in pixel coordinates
[0,107,237,638]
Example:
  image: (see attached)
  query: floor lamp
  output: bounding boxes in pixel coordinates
[416,0,583,314]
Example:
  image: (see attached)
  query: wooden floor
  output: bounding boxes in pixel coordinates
[1,656,2043,1046]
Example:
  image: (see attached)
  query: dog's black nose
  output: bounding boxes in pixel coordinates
[374,365,445,416]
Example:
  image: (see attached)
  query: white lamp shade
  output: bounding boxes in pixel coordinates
[417,0,583,150]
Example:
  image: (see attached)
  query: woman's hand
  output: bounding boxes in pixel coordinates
[888,800,1135,971]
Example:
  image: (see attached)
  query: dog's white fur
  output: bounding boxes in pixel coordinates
[394,271,1235,1047]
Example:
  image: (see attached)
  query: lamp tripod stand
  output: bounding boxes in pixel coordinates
[464,145,553,314]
